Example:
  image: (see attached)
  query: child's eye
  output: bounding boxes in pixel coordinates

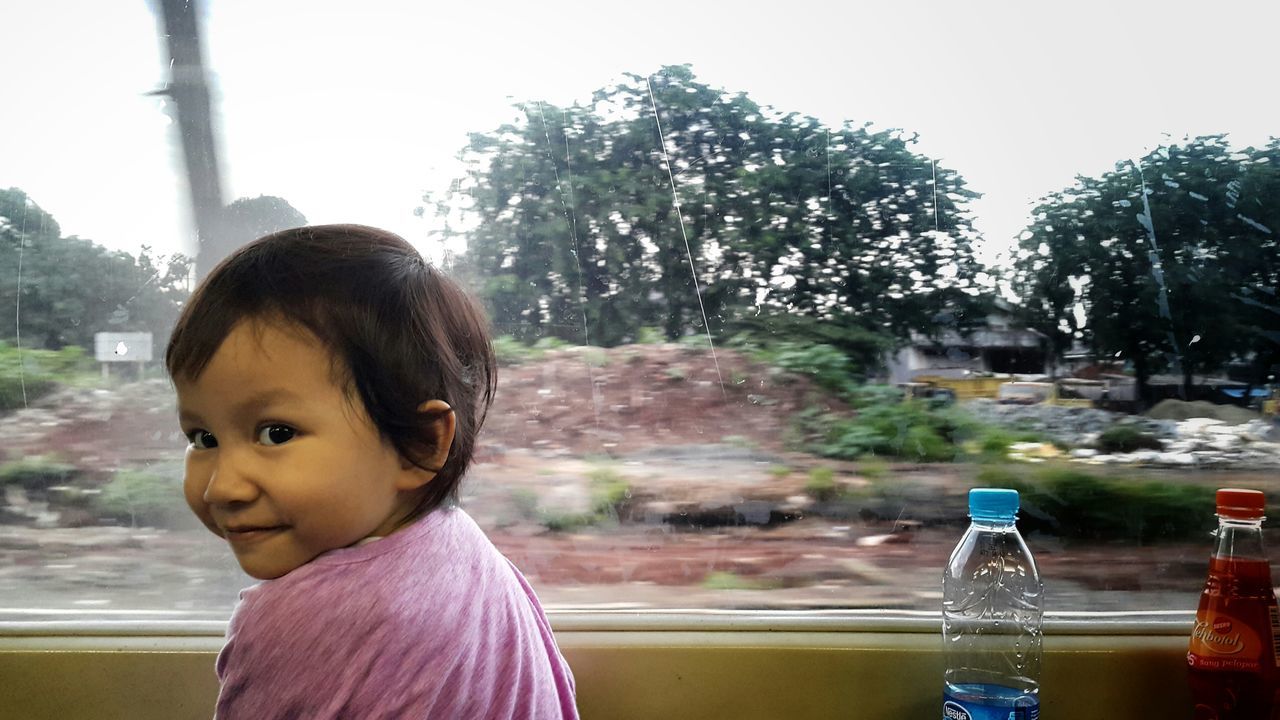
[258,424,297,446]
[187,430,217,450]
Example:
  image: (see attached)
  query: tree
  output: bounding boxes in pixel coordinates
[430,65,988,350]
[1010,136,1272,402]
[195,195,308,279]
[0,188,192,351]
[1230,138,1280,393]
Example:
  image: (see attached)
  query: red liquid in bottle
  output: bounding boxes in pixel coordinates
[1188,489,1280,720]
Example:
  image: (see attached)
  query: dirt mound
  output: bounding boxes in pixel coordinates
[479,343,837,457]
[1144,399,1260,425]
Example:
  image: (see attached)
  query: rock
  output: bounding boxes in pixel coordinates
[1158,453,1198,466]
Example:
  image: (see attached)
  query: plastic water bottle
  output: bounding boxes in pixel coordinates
[943,488,1043,720]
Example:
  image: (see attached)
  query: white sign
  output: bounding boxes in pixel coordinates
[94,332,154,363]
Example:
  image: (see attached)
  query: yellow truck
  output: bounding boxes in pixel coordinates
[905,375,1104,407]
[909,374,1008,400]
[996,380,1100,408]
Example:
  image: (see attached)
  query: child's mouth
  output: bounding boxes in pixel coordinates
[224,526,287,544]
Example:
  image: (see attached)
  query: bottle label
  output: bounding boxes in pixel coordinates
[943,694,1039,720]
[1189,610,1267,672]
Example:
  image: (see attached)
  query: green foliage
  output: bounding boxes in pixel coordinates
[581,347,609,367]
[813,402,963,462]
[94,469,187,527]
[0,455,76,491]
[728,312,899,385]
[206,195,307,275]
[508,488,540,519]
[0,342,93,410]
[804,466,838,501]
[977,465,1214,543]
[493,335,540,366]
[636,327,665,344]
[1010,136,1280,397]
[768,465,792,479]
[973,426,1048,458]
[535,467,632,533]
[493,335,611,368]
[762,342,857,397]
[857,457,889,479]
[701,570,779,591]
[440,66,987,349]
[532,337,569,352]
[790,388,1024,463]
[1096,425,1164,453]
[0,188,193,352]
[588,467,631,517]
[538,511,598,533]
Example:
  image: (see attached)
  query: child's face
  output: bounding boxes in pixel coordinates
[174,319,424,579]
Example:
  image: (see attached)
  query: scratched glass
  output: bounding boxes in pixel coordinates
[1,0,1278,622]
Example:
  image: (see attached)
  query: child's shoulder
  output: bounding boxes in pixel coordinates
[240,507,497,607]
[230,507,522,648]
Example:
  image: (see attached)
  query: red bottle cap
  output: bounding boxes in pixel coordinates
[1216,488,1266,519]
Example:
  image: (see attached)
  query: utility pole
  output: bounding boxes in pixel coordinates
[150,0,225,280]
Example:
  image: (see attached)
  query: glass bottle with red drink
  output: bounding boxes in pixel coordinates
[1188,488,1280,719]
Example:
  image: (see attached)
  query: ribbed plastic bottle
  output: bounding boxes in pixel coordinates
[1187,488,1280,719]
[943,488,1043,720]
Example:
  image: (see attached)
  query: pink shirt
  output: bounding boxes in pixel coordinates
[214,507,578,719]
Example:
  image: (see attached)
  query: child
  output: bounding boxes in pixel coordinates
[167,224,579,719]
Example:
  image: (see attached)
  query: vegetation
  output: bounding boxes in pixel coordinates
[433,65,987,364]
[0,188,192,352]
[0,343,93,411]
[1095,425,1164,453]
[804,466,839,502]
[587,467,631,519]
[1010,136,1280,398]
[977,464,1214,543]
[531,466,634,533]
[94,468,187,528]
[701,570,780,591]
[0,455,76,492]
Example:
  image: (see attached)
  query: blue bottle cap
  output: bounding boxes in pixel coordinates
[969,488,1019,522]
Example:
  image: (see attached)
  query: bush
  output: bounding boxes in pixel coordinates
[95,469,187,527]
[805,466,838,501]
[635,327,665,344]
[535,467,632,532]
[857,458,889,479]
[972,426,1048,458]
[977,465,1213,543]
[588,467,631,518]
[540,511,598,533]
[701,570,778,591]
[509,488,540,520]
[0,455,77,492]
[1096,425,1164,453]
[0,342,91,411]
[766,342,857,397]
[813,401,962,462]
[493,335,538,366]
[532,336,569,352]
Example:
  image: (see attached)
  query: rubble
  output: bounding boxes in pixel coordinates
[966,399,1280,468]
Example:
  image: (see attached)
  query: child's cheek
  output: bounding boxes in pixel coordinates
[182,465,221,537]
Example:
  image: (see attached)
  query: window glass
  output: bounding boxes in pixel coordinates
[2,0,1279,621]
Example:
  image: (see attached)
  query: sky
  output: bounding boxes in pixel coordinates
[2,0,1277,268]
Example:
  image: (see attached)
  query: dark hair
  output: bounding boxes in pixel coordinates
[166,224,497,518]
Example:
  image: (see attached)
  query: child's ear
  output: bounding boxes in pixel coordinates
[397,399,456,488]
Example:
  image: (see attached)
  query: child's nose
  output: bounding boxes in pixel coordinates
[203,449,260,505]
